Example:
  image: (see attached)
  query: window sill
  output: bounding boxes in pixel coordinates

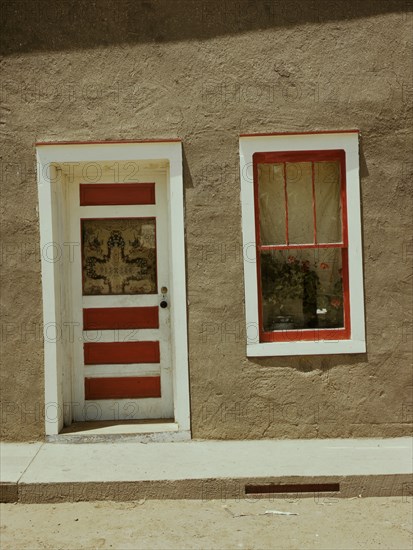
[247,339,366,357]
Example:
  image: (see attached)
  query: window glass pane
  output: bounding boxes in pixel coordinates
[82,218,157,295]
[260,248,344,331]
[258,163,286,245]
[286,162,314,244]
[315,161,342,243]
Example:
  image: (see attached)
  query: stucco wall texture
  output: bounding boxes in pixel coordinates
[1,1,412,441]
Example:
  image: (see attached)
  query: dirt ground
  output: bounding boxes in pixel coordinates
[1,496,412,549]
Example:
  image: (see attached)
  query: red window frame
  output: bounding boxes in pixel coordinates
[253,149,350,343]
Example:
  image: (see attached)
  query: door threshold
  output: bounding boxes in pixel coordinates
[61,419,177,435]
[46,420,191,443]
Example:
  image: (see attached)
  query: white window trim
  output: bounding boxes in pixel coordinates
[36,140,191,436]
[239,131,366,356]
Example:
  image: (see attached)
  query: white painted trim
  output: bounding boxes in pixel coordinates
[37,165,63,432]
[84,364,161,377]
[36,142,191,435]
[239,132,366,356]
[167,152,191,431]
[79,205,158,218]
[83,295,159,307]
[82,329,161,342]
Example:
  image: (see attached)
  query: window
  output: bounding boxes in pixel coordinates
[240,132,365,356]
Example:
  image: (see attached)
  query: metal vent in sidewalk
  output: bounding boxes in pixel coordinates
[245,483,340,494]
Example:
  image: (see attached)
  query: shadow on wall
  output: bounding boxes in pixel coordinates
[1,0,410,55]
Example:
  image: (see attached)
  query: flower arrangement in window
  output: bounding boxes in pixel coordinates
[260,251,343,331]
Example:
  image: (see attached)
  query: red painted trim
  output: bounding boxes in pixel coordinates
[312,162,317,245]
[84,341,160,364]
[80,216,158,296]
[85,376,161,399]
[253,149,350,343]
[261,327,350,342]
[80,183,155,206]
[260,243,345,251]
[341,248,351,336]
[283,162,289,245]
[339,157,351,336]
[83,307,159,330]
[254,150,345,163]
[241,130,359,137]
[340,156,349,247]
[35,139,181,146]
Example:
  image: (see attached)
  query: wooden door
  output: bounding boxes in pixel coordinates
[68,164,173,421]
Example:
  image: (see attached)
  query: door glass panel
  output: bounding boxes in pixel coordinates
[314,161,342,243]
[286,161,314,244]
[258,163,286,245]
[260,248,344,331]
[81,218,157,295]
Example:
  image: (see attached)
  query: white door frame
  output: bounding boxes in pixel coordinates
[36,140,191,437]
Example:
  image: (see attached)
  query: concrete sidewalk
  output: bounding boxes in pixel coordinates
[1,437,412,503]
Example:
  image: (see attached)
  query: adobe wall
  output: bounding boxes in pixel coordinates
[1,1,412,440]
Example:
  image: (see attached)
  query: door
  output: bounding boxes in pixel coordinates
[68,162,173,422]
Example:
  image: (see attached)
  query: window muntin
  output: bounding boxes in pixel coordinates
[254,149,350,342]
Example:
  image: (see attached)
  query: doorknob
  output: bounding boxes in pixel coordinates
[160,286,168,308]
